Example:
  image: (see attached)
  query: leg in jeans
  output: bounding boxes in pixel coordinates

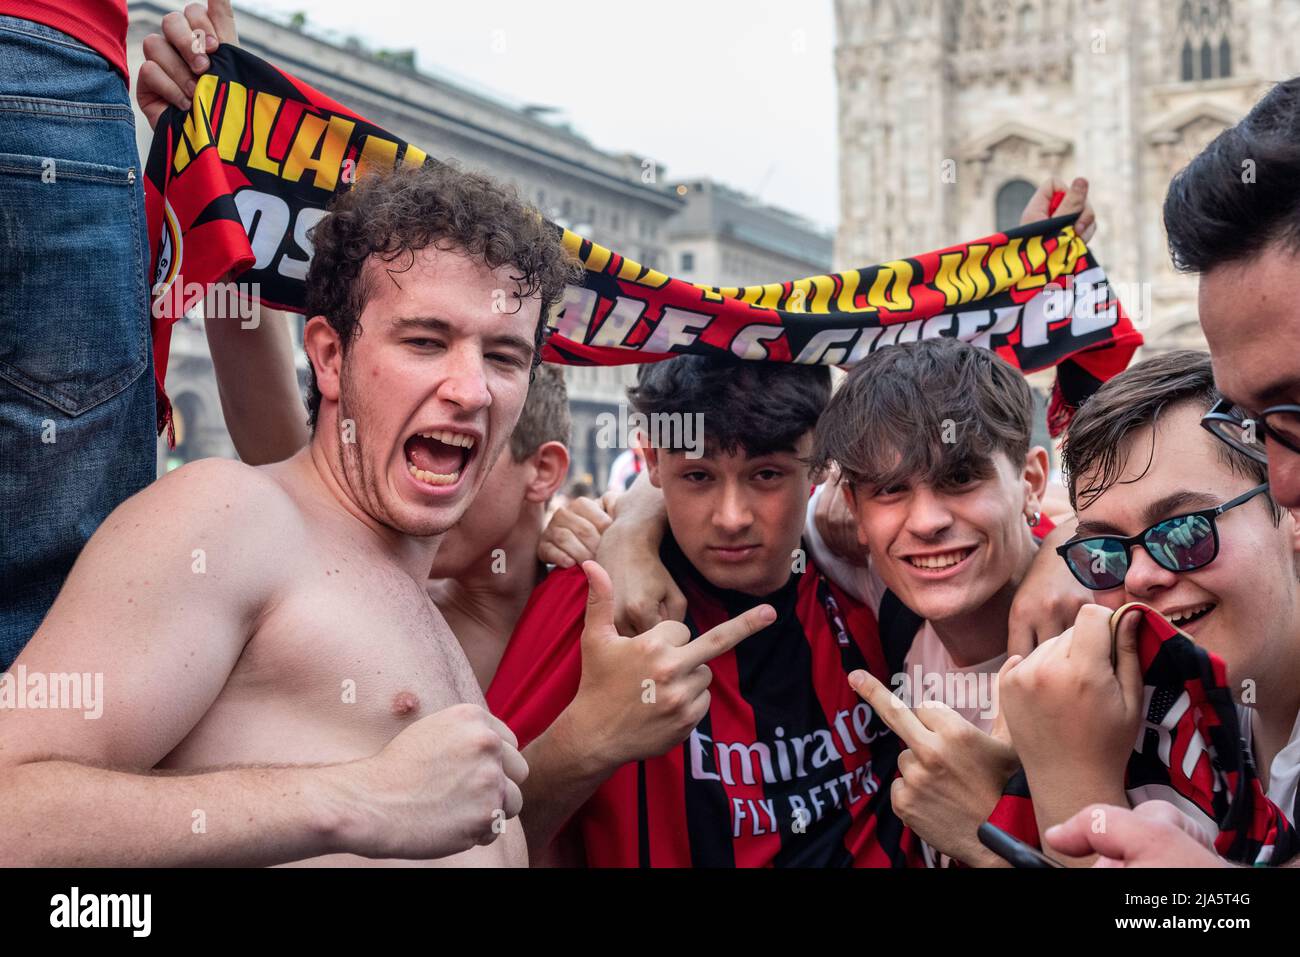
[0,15,155,668]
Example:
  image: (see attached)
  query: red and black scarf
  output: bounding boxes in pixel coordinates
[143,44,1142,438]
[989,605,1299,866]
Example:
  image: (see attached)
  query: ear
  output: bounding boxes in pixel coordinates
[839,481,870,549]
[1021,446,1051,517]
[644,444,663,488]
[524,440,569,504]
[840,481,857,511]
[304,315,344,409]
[1286,507,1300,559]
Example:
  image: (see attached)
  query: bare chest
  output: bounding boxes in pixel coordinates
[169,559,483,767]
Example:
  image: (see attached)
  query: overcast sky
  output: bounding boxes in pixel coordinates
[240,0,840,231]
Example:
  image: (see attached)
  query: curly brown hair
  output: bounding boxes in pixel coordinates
[303,162,582,428]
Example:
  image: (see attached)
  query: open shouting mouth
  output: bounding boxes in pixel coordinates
[404,428,477,488]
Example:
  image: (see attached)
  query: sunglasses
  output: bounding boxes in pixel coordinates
[1201,398,1300,464]
[1056,483,1271,591]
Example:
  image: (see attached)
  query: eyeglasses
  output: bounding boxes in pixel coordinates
[1201,398,1300,464]
[1055,483,1271,591]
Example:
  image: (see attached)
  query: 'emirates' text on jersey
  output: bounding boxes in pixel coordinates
[487,534,922,867]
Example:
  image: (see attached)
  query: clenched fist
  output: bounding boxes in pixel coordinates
[339,703,528,860]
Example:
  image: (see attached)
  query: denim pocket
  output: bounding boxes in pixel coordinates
[0,150,149,416]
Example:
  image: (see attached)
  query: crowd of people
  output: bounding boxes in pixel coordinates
[3,0,1300,869]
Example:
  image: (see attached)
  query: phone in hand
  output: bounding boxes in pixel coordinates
[978,822,1064,868]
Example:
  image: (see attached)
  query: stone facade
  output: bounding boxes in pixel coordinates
[833,0,1300,354]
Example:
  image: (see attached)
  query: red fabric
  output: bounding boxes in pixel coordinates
[487,553,920,868]
[0,1,128,81]
[986,605,1299,866]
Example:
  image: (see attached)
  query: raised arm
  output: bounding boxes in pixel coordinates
[205,303,311,464]
[137,2,310,464]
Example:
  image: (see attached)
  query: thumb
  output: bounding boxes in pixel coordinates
[580,560,617,642]
[1109,603,1146,710]
[989,654,1022,746]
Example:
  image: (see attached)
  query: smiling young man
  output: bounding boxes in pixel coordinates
[576,338,1053,866]
[807,338,1050,728]
[999,350,1300,852]
[0,163,579,866]
[487,355,920,867]
[802,337,1057,865]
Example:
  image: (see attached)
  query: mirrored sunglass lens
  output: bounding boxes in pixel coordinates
[1066,539,1127,588]
[1146,514,1215,570]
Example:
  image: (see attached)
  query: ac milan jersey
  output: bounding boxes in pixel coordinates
[487,534,923,867]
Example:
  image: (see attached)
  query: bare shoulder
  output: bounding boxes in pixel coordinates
[104,456,302,541]
[6,459,310,768]
[73,456,308,601]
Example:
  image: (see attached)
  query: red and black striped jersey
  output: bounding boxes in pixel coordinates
[488,533,924,867]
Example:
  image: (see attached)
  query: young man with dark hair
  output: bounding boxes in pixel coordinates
[808,336,1049,729]
[1000,350,1300,859]
[535,338,1059,866]
[487,355,923,867]
[1014,75,1300,865]
[0,161,580,867]
[1162,77,1300,510]
[805,337,1052,865]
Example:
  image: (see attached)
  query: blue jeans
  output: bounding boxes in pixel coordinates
[0,16,155,667]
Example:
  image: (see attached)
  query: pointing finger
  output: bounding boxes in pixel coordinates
[847,668,929,748]
[676,603,775,670]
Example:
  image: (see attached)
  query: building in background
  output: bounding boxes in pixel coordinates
[128,0,683,484]
[666,179,834,287]
[128,2,838,488]
[835,0,1300,458]
[834,0,1300,355]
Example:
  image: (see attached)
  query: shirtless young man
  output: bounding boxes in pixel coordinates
[134,8,576,695]
[0,162,579,867]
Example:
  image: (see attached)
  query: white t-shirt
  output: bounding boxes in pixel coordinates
[1240,705,1300,827]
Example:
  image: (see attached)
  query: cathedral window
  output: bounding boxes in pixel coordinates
[996,179,1037,232]
[1177,0,1234,82]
